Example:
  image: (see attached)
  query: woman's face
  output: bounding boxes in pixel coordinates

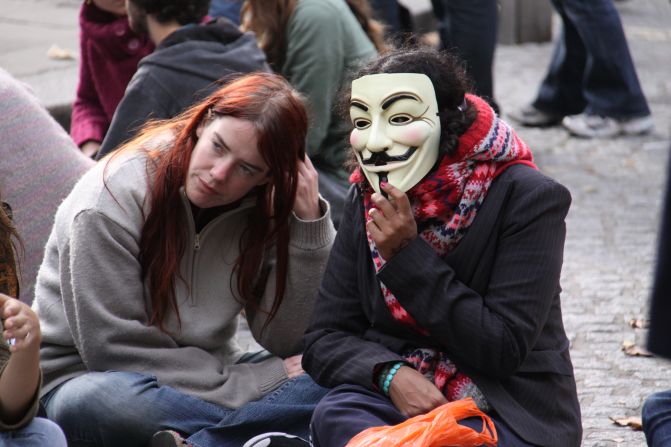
[185,116,270,209]
[93,0,127,16]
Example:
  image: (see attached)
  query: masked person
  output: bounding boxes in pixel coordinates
[302,47,582,447]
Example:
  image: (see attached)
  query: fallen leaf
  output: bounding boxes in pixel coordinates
[628,318,649,329]
[47,44,75,60]
[610,416,643,431]
[621,340,653,357]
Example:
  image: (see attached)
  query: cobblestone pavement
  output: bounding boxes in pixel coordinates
[2,0,671,445]
[497,1,671,445]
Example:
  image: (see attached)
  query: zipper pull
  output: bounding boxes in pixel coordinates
[194,233,201,251]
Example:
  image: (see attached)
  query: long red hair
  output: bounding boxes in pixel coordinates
[110,72,308,332]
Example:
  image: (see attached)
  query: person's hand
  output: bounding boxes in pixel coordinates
[0,293,41,353]
[282,354,304,379]
[366,182,417,260]
[81,140,101,158]
[388,366,447,417]
[293,156,321,221]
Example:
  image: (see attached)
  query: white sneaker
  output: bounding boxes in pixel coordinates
[242,432,310,447]
[562,113,654,138]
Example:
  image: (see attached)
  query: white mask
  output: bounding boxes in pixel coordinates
[349,73,441,194]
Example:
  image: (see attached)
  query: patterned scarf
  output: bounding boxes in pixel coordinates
[350,94,536,409]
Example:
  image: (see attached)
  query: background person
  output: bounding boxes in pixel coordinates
[71,0,154,158]
[34,73,335,447]
[97,0,270,158]
[240,0,385,227]
[0,192,66,447]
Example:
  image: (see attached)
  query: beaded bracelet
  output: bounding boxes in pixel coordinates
[382,362,404,396]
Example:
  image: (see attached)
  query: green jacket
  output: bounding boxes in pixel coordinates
[282,0,376,182]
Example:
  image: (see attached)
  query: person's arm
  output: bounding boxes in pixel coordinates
[0,294,41,427]
[63,206,289,408]
[303,187,407,389]
[97,72,168,159]
[378,178,572,377]
[70,22,108,149]
[246,157,336,358]
[282,2,345,157]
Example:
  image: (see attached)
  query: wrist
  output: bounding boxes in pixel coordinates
[380,361,404,396]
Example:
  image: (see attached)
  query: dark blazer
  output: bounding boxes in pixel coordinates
[303,164,582,447]
[648,156,671,359]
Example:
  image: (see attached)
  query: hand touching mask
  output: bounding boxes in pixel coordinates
[349,73,441,193]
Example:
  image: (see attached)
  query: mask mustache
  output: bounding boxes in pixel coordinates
[360,147,417,166]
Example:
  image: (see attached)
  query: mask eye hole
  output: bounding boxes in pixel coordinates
[353,118,371,129]
[389,114,412,125]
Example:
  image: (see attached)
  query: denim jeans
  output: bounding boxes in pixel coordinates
[42,370,327,447]
[533,0,650,119]
[643,390,671,447]
[431,0,498,103]
[0,417,67,447]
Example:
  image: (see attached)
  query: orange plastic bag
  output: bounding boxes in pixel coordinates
[345,398,498,447]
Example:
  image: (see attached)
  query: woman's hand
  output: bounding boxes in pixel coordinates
[367,182,417,261]
[388,366,447,417]
[293,156,321,221]
[283,354,305,379]
[0,293,41,353]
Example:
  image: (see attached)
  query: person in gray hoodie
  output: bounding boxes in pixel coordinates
[33,73,335,447]
[97,0,270,158]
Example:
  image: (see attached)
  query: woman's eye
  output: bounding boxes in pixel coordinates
[240,165,254,176]
[390,114,412,125]
[353,119,370,129]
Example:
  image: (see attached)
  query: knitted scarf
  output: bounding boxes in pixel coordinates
[350,94,536,409]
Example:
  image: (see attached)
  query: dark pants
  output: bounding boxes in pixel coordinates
[432,0,498,105]
[533,0,649,118]
[310,384,536,447]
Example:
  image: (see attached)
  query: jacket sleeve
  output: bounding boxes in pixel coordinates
[70,27,108,147]
[246,197,336,358]
[378,178,572,378]
[303,188,406,389]
[64,209,289,409]
[97,71,168,159]
[282,2,344,158]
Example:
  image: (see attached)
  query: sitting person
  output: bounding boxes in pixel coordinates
[302,47,582,447]
[97,0,270,158]
[0,67,94,303]
[33,73,335,447]
[1,194,66,446]
[71,0,154,157]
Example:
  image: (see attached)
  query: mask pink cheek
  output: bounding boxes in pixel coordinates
[350,131,362,149]
[396,124,430,146]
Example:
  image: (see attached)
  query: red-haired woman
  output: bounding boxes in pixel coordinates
[32,72,335,447]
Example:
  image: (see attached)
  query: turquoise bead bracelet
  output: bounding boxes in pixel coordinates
[382,362,404,396]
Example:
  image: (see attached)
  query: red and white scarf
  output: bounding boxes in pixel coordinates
[350,94,536,409]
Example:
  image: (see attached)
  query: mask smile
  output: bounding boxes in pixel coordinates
[360,146,417,167]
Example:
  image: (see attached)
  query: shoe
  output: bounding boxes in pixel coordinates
[150,430,192,447]
[562,113,654,138]
[507,104,564,127]
[242,432,310,447]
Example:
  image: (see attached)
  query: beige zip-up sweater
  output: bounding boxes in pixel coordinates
[33,148,335,409]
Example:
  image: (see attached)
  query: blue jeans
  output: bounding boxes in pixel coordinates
[0,417,67,447]
[643,390,671,447]
[207,0,243,24]
[42,371,327,447]
[533,0,650,119]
